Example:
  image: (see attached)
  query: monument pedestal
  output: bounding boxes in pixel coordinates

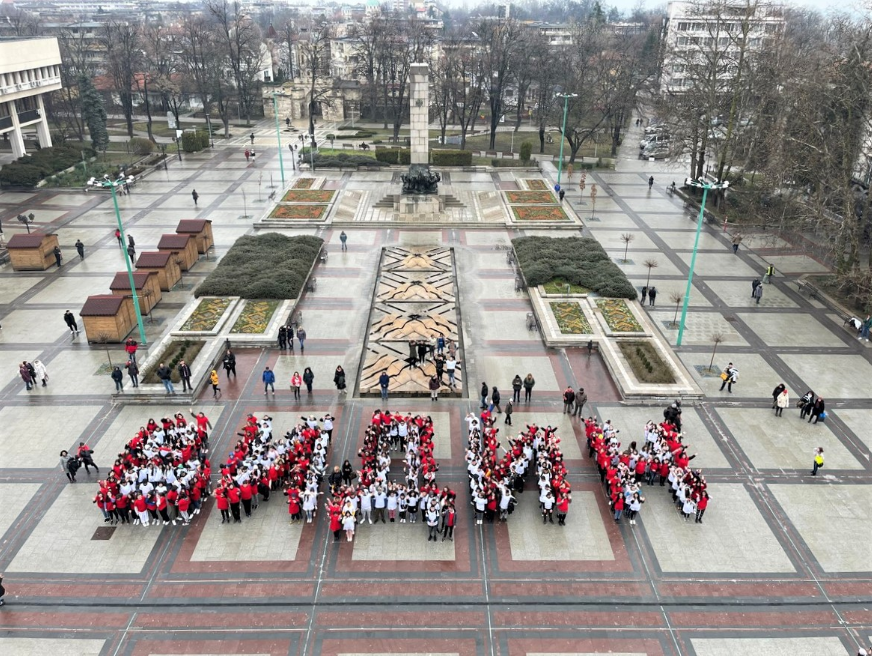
[396,195,445,219]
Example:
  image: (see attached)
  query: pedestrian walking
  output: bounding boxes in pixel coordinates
[505,399,513,425]
[114,228,122,247]
[523,373,535,402]
[562,385,575,414]
[751,278,761,298]
[559,189,566,203]
[192,189,199,207]
[809,397,826,424]
[333,365,346,393]
[303,366,314,394]
[480,381,488,409]
[19,362,33,391]
[278,325,287,349]
[753,283,763,305]
[210,369,221,397]
[641,285,648,305]
[290,371,302,400]
[0,573,6,606]
[719,362,738,393]
[648,286,657,306]
[32,359,48,387]
[860,315,872,342]
[491,386,501,412]
[77,442,99,474]
[771,383,786,408]
[799,390,815,419]
[178,360,192,392]
[75,239,85,259]
[263,366,276,395]
[111,365,124,392]
[244,149,250,162]
[379,370,390,401]
[127,244,136,262]
[775,388,789,417]
[296,327,307,353]
[127,234,135,250]
[60,450,78,483]
[340,230,347,251]
[648,175,654,189]
[157,362,175,395]
[732,234,742,254]
[53,245,62,267]
[125,360,139,387]
[222,349,236,378]
[811,447,824,476]
[250,132,255,144]
[763,264,774,283]
[573,387,588,417]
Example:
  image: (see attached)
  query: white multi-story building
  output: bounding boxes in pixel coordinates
[661,1,784,92]
[0,37,62,158]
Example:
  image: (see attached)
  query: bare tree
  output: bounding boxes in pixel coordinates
[476,18,525,150]
[643,258,659,287]
[179,14,230,137]
[296,20,334,141]
[620,233,635,262]
[445,33,486,150]
[103,21,142,138]
[708,332,725,372]
[669,292,684,328]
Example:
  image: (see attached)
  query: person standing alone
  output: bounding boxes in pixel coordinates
[75,239,85,260]
[192,189,199,207]
[178,359,192,392]
[64,310,79,335]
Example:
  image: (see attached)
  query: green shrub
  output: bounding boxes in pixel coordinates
[195,233,323,300]
[129,137,154,155]
[520,140,533,162]
[326,133,336,140]
[376,149,399,164]
[398,149,411,165]
[334,130,376,139]
[0,164,42,187]
[311,153,387,169]
[0,144,95,187]
[619,341,675,384]
[431,150,472,166]
[491,158,532,167]
[181,130,210,153]
[513,236,637,299]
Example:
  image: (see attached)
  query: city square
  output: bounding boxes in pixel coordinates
[1,1,871,655]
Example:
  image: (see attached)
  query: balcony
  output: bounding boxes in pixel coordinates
[0,115,11,130]
[17,109,40,124]
[0,76,62,98]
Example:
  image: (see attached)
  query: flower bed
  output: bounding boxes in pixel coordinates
[596,298,643,332]
[141,339,206,384]
[293,178,316,189]
[280,189,335,203]
[180,298,232,332]
[525,179,549,190]
[550,302,592,334]
[506,190,557,204]
[230,300,280,334]
[512,205,569,221]
[269,204,329,219]
[618,340,676,384]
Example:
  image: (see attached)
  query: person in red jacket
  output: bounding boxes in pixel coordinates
[239,481,253,517]
[156,493,171,525]
[177,494,191,525]
[556,493,571,526]
[612,494,624,523]
[215,488,230,523]
[441,503,456,541]
[226,484,242,523]
[133,493,150,526]
[125,338,138,363]
[328,500,342,542]
[695,492,709,524]
[286,486,301,524]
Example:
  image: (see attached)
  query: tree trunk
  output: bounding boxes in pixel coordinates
[539,126,545,154]
[143,78,154,142]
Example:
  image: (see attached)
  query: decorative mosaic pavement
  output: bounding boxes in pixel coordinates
[1,119,872,655]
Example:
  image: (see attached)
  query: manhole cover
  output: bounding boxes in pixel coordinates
[724,315,738,322]
[92,526,116,540]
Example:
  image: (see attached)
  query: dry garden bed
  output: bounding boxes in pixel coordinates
[196,233,323,300]
[618,341,676,384]
[231,300,280,334]
[524,179,549,190]
[293,178,316,189]
[280,189,335,203]
[505,190,557,204]
[513,236,637,298]
[511,206,569,221]
[542,278,590,294]
[180,298,232,332]
[142,339,206,384]
[595,298,643,332]
[550,302,592,334]
[269,205,329,220]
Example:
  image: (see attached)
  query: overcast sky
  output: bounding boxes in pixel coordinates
[450,0,867,16]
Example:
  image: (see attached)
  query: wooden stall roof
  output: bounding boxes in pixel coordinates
[158,234,193,249]
[136,251,172,268]
[7,233,55,248]
[81,295,126,316]
[109,271,154,291]
[176,219,211,233]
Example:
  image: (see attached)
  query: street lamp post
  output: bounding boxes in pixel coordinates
[272,91,286,186]
[554,92,577,192]
[676,177,730,346]
[92,178,148,346]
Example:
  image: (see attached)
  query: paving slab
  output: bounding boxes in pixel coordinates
[676,252,760,278]
[737,312,846,348]
[779,353,872,399]
[641,483,795,574]
[0,274,43,305]
[0,639,106,656]
[705,280,799,308]
[0,308,68,343]
[678,352,782,399]
[477,356,561,394]
[351,519,455,561]
[691,637,849,656]
[650,309,749,347]
[0,483,42,541]
[0,404,103,468]
[26,275,115,306]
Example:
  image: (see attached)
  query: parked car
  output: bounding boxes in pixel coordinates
[640,133,670,150]
[640,143,670,160]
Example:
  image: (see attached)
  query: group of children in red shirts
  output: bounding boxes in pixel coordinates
[586,405,710,525]
[92,410,213,527]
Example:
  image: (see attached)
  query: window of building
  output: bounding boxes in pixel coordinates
[677,22,689,30]
[672,64,686,73]
[677,37,688,46]
[692,22,704,31]
[719,37,729,46]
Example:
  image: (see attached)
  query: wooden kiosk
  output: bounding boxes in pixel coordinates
[157,234,198,271]
[135,251,181,291]
[109,271,162,314]
[175,219,214,254]
[80,295,136,343]
[6,233,60,271]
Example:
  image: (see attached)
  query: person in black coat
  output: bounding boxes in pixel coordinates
[799,390,815,420]
[333,366,346,392]
[303,367,314,394]
[111,366,124,392]
[0,572,6,605]
[771,383,786,409]
[480,382,489,409]
[222,349,236,378]
[278,325,287,349]
[491,386,502,413]
[809,397,826,424]
[178,360,193,392]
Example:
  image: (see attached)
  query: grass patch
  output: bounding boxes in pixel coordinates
[301,147,376,159]
[141,339,206,384]
[543,278,591,294]
[618,341,676,384]
[231,300,280,334]
[595,298,643,332]
[133,122,200,138]
[550,302,592,334]
[294,178,316,189]
[511,206,569,221]
[196,233,322,300]
[269,204,329,219]
[513,236,637,299]
[180,298,232,332]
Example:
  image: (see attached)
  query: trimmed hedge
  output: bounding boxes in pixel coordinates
[520,140,533,162]
[513,236,637,299]
[334,130,376,139]
[181,130,210,153]
[432,150,472,166]
[310,153,387,169]
[195,233,323,300]
[0,144,96,187]
[375,149,411,165]
[129,137,154,155]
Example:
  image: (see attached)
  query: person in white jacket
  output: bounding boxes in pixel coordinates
[32,359,48,387]
[775,388,789,417]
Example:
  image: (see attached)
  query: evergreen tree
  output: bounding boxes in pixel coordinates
[78,74,109,152]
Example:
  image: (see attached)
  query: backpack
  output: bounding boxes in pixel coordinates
[67,457,80,473]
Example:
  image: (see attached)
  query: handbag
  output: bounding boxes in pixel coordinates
[720,372,728,381]
[819,410,827,420]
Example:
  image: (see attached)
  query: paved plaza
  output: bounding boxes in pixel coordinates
[1,119,872,656]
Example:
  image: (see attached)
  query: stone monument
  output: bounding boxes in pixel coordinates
[397,62,442,218]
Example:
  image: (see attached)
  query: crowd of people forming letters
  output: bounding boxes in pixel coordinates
[86,399,709,534]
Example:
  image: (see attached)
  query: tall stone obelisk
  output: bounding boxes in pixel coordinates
[409,62,429,165]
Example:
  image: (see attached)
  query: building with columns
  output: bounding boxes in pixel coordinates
[0,37,63,158]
